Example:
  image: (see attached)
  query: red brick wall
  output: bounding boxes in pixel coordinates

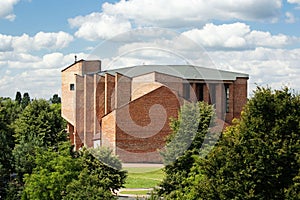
[75,75,84,147]
[105,74,115,114]
[67,122,74,144]
[203,83,210,103]
[155,72,183,97]
[74,131,83,150]
[82,60,101,74]
[96,76,105,120]
[115,73,131,108]
[115,85,180,163]
[84,75,95,147]
[101,111,116,152]
[233,77,248,119]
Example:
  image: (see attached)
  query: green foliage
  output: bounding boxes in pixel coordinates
[50,94,61,104]
[64,148,127,200]
[89,146,122,170]
[13,99,67,177]
[63,167,115,200]
[0,94,71,200]
[22,142,81,200]
[0,98,21,198]
[21,92,30,109]
[158,101,216,198]
[22,143,127,200]
[14,99,66,146]
[1,97,22,123]
[181,87,300,199]
[15,91,22,105]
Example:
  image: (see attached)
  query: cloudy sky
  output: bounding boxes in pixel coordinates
[0,0,299,99]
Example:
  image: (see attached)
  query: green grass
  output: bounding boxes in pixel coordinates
[124,167,163,173]
[119,190,150,195]
[123,167,164,189]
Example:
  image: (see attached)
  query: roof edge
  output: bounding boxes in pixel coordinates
[61,59,85,72]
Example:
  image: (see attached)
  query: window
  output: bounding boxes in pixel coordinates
[209,84,216,106]
[197,84,204,101]
[183,83,190,100]
[93,140,101,148]
[70,84,75,91]
[225,84,230,113]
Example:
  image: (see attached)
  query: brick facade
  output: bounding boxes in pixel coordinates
[61,60,249,163]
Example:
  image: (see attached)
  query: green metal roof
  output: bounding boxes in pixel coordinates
[98,65,249,81]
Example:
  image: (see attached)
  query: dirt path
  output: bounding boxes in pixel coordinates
[116,188,153,199]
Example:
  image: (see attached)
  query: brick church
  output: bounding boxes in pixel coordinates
[61,60,248,163]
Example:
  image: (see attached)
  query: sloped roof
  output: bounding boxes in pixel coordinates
[98,65,248,81]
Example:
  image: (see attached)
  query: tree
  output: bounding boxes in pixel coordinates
[182,87,300,199]
[22,144,127,200]
[64,149,127,200]
[50,94,61,104]
[0,98,21,199]
[89,147,122,170]
[21,92,30,109]
[14,99,66,148]
[158,101,217,198]
[12,99,67,188]
[22,142,81,200]
[0,102,14,198]
[15,92,22,105]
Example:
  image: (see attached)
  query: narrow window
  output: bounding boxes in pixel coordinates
[225,84,230,113]
[70,84,75,91]
[183,83,190,100]
[209,84,216,107]
[197,84,204,101]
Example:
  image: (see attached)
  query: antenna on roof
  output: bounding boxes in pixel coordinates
[74,55,77,63]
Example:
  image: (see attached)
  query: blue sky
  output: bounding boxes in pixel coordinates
[0,0,300,98]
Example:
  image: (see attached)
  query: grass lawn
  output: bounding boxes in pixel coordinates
[123,167,164,189]
[119,190,150,195]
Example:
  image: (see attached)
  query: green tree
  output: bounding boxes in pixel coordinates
[50,94,61,104]
[22,144,127,200]
[21,92,30,109]
[12,99,67,186]
[22,142,81,200]
[0,98,21,199]
[182,87,300,199]
[64,149,127,200]
[89,147,122,170]
[15,91,22,105]
[158,101,216,198]
[14,99,66,148]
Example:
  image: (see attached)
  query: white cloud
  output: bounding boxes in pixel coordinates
[0,52,89,98]
[0,0,19,21]
[0,34,13,51]
[96,29,300,95]
[33,32,74,50]
[247,31,289,47]
[0,31,74,52]
[288,0,300,5]
[110,46,300,95]
[183,23,249,49]
[69,0,282,41]
[182,23,290,49]
[208,47,300,95]
[102,0,282,27]
[68,13,132,41]
[285,12,296,23]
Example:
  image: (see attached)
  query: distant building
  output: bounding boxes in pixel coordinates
[61,60,248,163]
